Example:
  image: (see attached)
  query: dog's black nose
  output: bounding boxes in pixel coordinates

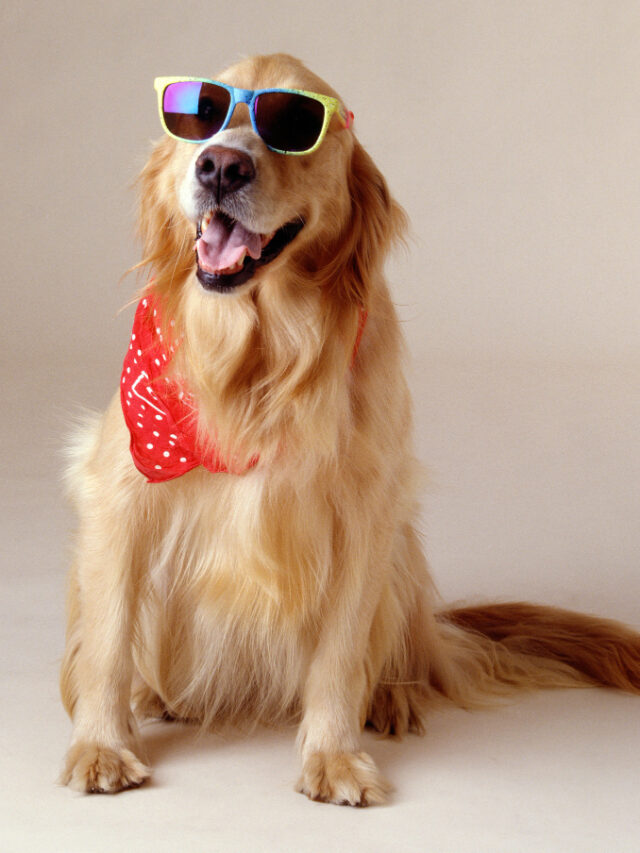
[195,146,256,201]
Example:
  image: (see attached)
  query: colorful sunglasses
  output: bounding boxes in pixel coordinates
[154,76,353,156]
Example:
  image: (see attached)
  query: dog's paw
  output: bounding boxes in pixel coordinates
[296,751,391,806]
[61,741,150,794]
[133,684,174,721]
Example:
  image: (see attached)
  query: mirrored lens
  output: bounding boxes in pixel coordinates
[162,81,231,141]
[254,92,325,152]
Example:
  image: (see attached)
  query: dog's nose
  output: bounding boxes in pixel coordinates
[195,146,256,201]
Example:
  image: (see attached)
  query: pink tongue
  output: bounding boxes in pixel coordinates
[197,215,263,274]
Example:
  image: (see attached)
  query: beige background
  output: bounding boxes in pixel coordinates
[2,1,639,850]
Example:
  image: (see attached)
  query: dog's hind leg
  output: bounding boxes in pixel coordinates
[132,677,179,722]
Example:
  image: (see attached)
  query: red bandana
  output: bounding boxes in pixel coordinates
[121,294,367,483]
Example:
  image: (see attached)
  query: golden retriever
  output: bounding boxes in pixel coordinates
[60,53,640,806]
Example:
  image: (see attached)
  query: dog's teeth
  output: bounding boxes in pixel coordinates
[232,251,247,271]
[201,211,214,231]
[261,231,276,248]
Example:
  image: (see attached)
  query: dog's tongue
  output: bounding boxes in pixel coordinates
[197,214,263,274]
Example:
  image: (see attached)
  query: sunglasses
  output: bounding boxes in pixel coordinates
[154,76,353,156]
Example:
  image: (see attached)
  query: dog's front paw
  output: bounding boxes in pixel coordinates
[296,751,391,806]
[61,741,150,794]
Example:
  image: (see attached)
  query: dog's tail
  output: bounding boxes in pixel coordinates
[431,602,640,706]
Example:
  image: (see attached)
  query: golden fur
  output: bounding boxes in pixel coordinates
[60,54,640,805]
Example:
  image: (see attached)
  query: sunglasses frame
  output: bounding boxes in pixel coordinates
[154,76,353,156]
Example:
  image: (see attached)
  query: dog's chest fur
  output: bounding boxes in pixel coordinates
[133,465,335,724]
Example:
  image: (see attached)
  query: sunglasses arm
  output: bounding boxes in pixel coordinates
[337,104,355,129]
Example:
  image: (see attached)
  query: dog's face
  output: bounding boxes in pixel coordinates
[139,52,405,324]
[150,54,355,295]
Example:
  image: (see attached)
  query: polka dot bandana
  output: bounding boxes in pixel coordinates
[120,295,245,482]
[121,293,368,483]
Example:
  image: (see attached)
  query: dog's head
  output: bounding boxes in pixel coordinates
[137,54,406,311]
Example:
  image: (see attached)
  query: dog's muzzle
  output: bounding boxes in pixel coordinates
[193,145,304,292]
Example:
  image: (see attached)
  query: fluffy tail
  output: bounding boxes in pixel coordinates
[439,602,640,698]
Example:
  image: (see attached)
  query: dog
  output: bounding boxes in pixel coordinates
[60,53,640,806]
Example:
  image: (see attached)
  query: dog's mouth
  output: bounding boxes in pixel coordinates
[195,210,304,292]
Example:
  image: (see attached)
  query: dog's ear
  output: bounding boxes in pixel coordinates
[135,138,193,307]
[339,140,408,306]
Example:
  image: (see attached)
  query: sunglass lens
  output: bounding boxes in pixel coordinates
[162,81,230,141]
[254,92,325,152]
